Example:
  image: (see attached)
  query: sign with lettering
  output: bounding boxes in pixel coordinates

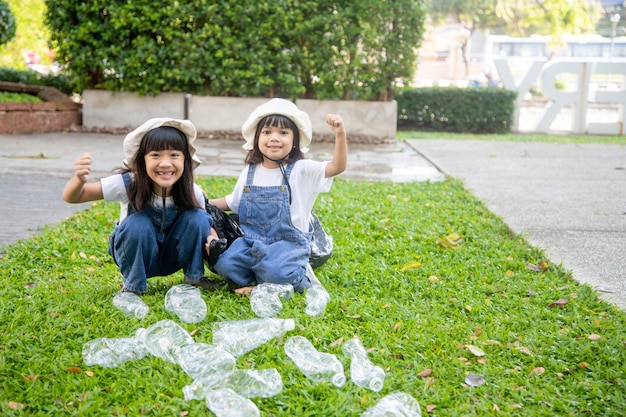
[494,59,626,135]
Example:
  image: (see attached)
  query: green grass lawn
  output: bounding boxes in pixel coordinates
[1,177,625,416]
[397,130,626,145]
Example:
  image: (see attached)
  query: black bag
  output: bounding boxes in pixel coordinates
[204,200,244,269]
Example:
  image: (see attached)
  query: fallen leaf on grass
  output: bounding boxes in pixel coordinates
[392,322,402,332]
[525,263,542,272]
[400,261,421,272]
[588,333,601,340]
[426,405,437,413]
[417,369,432,377]
[330,337,343,348]
[549,298,569,308]
[532,367,545,375]
[233,286,253,296]
[23,374,38,382]
[347,314,361,319]
[8,402,24,410]
[579,362,589,368]
[465,345,485,357]
[437,233,463,249]
[66,366,82,373]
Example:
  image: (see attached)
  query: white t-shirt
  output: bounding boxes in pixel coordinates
[226,160,332,233]
[101,173,206,223]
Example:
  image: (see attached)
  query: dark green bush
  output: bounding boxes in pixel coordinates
[0,0,16,47]
[0,67,77,95]
[396,87,517,134]
[44,0,426,100]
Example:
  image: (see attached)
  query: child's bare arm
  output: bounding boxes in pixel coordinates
[62,152,104,203]
[324,114,348,178]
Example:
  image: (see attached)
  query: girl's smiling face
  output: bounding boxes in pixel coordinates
[144,148,185,195]
[259,124,295,167]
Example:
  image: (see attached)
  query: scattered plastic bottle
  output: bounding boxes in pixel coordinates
[361,392,422,417]
[177,343,237,379]
[112,291,149,319]
[205,388,260,417]
[135,319,194,364]
[183,368,283,401]
[212,317,295,357]
[342,338,385,392]
[164,284,207,323]
[305,285,330,316]
[82,336,149,368]
[249,283,294,317]
[284,335,346,387]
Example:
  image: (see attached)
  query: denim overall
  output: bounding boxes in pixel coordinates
[108,173,210,293]
[214,163,312,292]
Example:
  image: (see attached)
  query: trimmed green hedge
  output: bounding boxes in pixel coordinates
[0,67,77,95]
[44,0,426,100]
[396,87,517,134]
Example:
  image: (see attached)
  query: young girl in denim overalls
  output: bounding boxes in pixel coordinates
[208,99,347,292]
[62,118,219,294]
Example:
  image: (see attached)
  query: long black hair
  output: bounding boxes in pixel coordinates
[245,115,305,165]
[126,126,200,211]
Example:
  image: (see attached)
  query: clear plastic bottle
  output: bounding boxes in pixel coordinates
[305,285,330,316]
[205,388,260,417]
[135,319,194,364]
[249,283,294,317]
[284,335,346,387]
[212,317,295,357]
[164,284,207,323]
[361,392,422,417]
[82,336,149,368]
[183,368,283,401]
[342,338,385,392]
[177,343,237,379]
[112,291,149,319]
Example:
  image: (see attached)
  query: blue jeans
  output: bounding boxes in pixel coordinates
[109,208,211,293]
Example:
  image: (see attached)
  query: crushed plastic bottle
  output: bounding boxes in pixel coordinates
[284,335,346,387]
[183,368,283,401]
[112,291,149,318]
[212,317,295,357]
[305,285,330,316]
[135,319,194,364]
[361,392,422,417]
[342,338,385,392]
[177,343,237,379]
[205,388,260,417]
[249,283,294,317]
[164,284,207,323]
[82,336,149,368]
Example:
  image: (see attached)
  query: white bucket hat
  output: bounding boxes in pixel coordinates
[122,118,201,169]
[241,98,312,153]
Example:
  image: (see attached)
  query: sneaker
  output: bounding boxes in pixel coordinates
[184,276,224,291]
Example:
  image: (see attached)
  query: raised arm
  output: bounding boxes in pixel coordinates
[324,114,347,178]
[62,152,104,203]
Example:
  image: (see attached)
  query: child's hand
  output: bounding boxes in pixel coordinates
[74,153,92,183]
[325,114,345,133]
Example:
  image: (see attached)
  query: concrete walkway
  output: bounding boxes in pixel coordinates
[0,132,624,310]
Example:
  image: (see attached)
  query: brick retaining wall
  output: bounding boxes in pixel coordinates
[0,82,82,134]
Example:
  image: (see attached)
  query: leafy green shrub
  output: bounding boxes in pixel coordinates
[0,0,16,47]
[396,87,517,134]
[0,91,42,103]
[0,67,77,95]
[44,0,426,99]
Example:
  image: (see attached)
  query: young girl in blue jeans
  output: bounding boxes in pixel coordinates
[62,118,218,294]
[208,99,347,292]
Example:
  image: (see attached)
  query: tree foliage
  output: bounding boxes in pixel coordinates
[0,0,52,69]
[45,0,426,100]
[0,0,16,47]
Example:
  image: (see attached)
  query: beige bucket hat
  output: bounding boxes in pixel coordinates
[122,118,201,169]
[241,98,312,153]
